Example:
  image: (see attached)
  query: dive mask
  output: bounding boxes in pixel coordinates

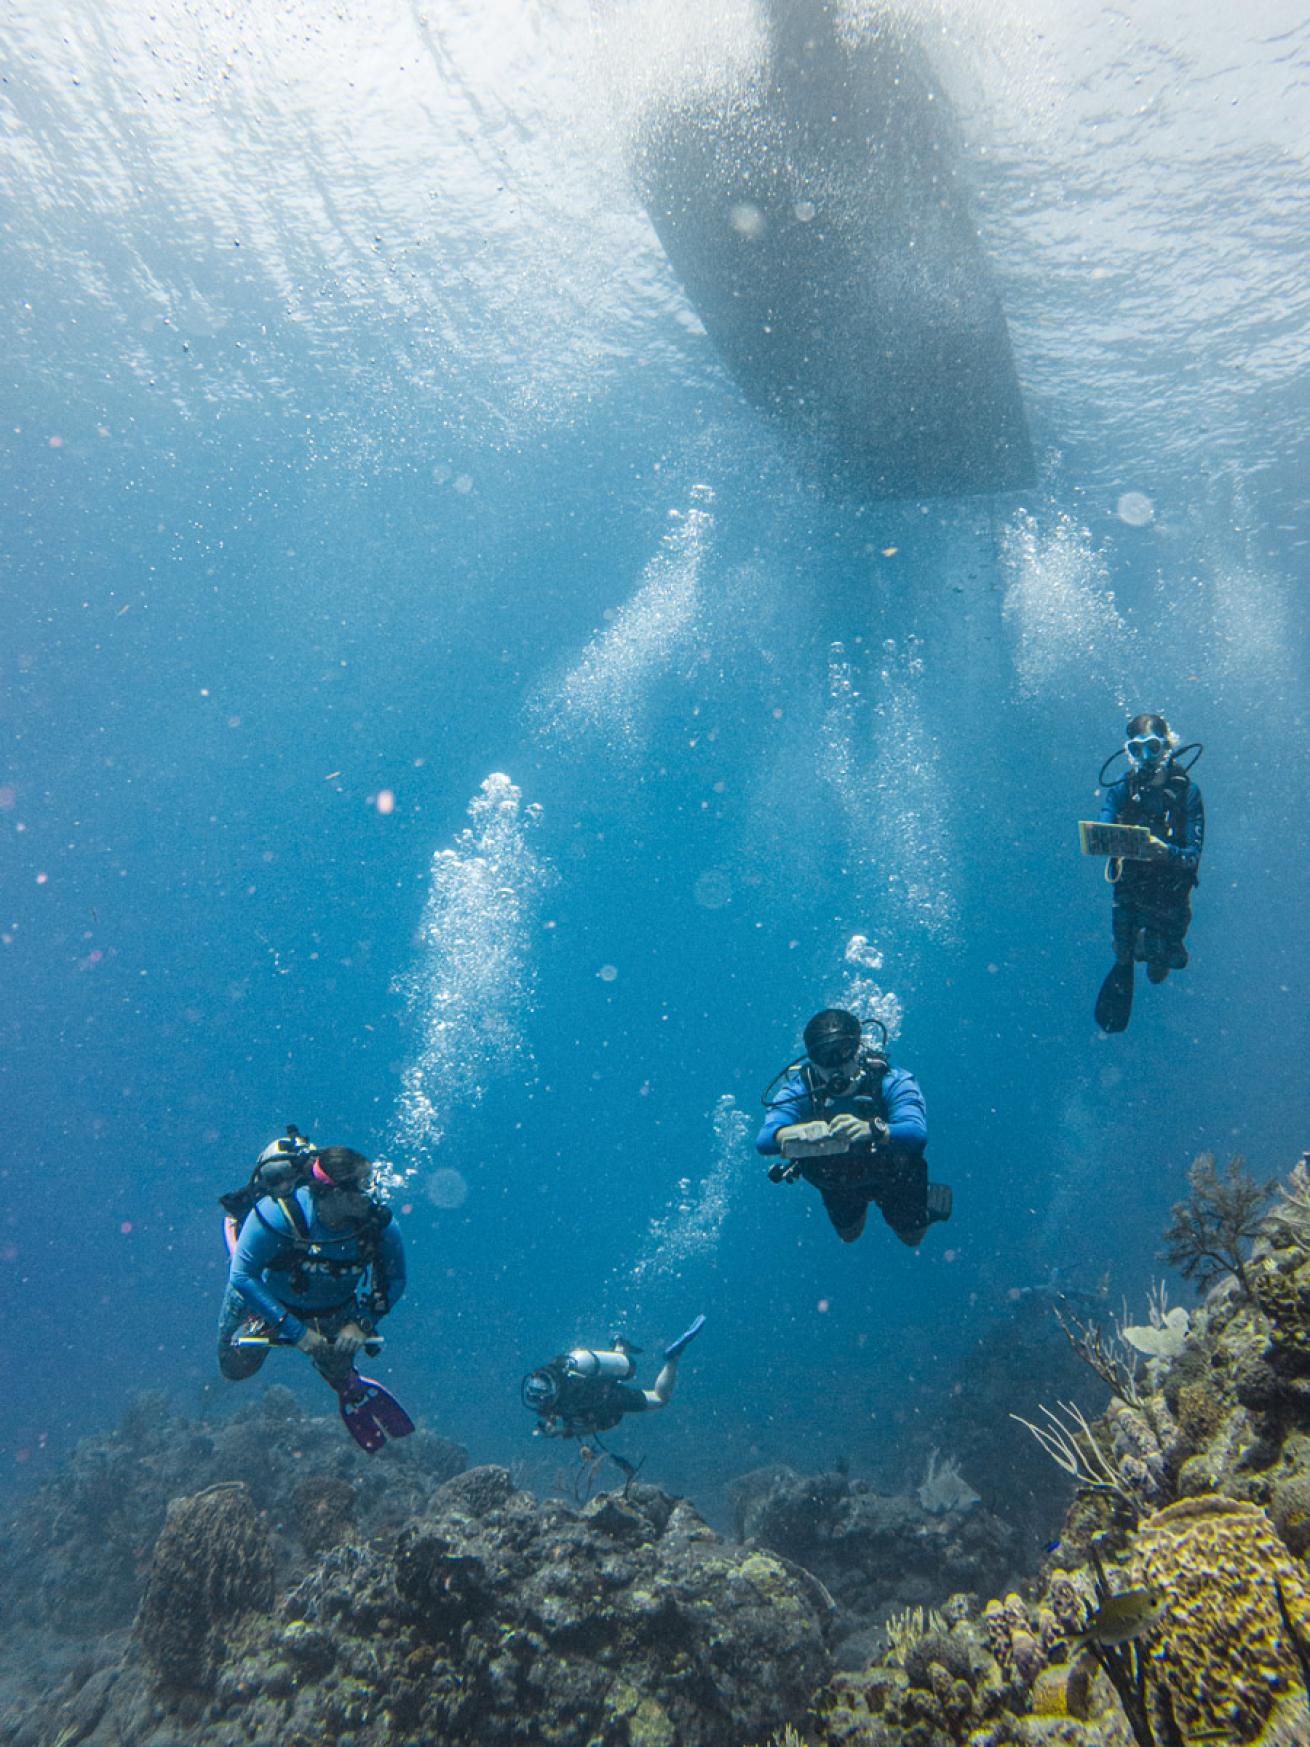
[521,1370,559,1412]
[809,1048,858,1092]
[1126,733,1167,768]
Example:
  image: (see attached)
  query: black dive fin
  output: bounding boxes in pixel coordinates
[1095,961,1135,1034]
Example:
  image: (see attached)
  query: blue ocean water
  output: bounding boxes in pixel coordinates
[2,0,1308,1523]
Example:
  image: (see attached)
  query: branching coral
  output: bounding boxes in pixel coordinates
[1009,1400,1140,1512]
[1054,1299,1143,1409]
[1162,1152,1274,1298]
[1262,1156,1310,1254]
[883,1604,947,1666]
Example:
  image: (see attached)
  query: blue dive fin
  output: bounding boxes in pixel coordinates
[663,1313,706,1361]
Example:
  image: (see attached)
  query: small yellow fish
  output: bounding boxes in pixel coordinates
[1066,1587,1167,1652]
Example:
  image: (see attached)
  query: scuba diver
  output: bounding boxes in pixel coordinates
[217,1129,413,1452]
[757,1008,951,1246]
[1089,713,1204,1033]
[521,1316,706,1446]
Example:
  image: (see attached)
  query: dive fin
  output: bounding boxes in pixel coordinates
[336,1372,416,1453]
[925,1183,952,1225]
[663,1313,706,1361]
[1095,961,1135,1034]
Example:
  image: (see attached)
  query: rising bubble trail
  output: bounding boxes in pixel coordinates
[536,484,714,752]
[1001,509,1137,704]
[376,773,551,1196]
[622,1094,749,1313]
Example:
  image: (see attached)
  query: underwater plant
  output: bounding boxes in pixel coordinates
[1162,1152,1275,1299]
[1262,1155,1310,1254]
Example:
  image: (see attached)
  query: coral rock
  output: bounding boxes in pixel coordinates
[135,1482,275,1691]
[1132,1495,1310,1743]
[1253,1253,1310,1358]
[290,1474,357,1554]
[1027,1659,1093,1720]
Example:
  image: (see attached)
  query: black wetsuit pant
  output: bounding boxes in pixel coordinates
[803,1155,929,1244]
[1111,870,1193,971]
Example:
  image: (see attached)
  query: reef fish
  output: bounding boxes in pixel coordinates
[1066,1587,1168,1652]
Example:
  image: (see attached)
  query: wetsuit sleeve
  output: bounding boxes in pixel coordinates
[1168,782,1203,874]
[883,1068,927,1155]
[1098,778,1129,824]
[373,1223,406,1316]
[228,1203,306,1343]
[756,1073,814,1155]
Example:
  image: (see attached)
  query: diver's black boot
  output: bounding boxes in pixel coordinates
[1146,961,1169,984]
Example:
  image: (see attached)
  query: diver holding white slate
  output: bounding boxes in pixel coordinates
[1080,714,1204,1033]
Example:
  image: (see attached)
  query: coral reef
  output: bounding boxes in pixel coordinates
[5,1460,831,1747]
[135,1482,275,1691]
[0,1384,467,1637]
[1131,1495,1310,1743]
[14,1153,1310,1747]
[731,1463,1021,1658]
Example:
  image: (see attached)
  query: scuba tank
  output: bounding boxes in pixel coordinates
[221,1125,317,1256]
[564,1346,637,1382]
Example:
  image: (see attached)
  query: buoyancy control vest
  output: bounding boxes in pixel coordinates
[542,1356,638,1436]
[1115,766,1200,888]
[253,1191,394,1314]
[805,1048,890,1125]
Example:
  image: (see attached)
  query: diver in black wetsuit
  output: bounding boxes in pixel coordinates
[521,1317,705,1440]
[1092,713,1204,1033]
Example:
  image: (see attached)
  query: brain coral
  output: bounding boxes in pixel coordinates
[1132,1496,1310,1743]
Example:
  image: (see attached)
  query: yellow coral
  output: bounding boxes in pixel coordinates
[1027,1661,1092,1720]
[1174,1378,1227,1446]
[1252,1253,1310,1353]
[1132,1495,1310,1744]
[883,1603,947,1667]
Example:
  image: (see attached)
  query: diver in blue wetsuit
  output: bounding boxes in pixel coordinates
[217,1142,406,1392]
[1093,713,1204,1032]
[757,1008,950,1246]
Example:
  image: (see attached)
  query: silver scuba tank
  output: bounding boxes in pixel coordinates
[564,1347,636,1382]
